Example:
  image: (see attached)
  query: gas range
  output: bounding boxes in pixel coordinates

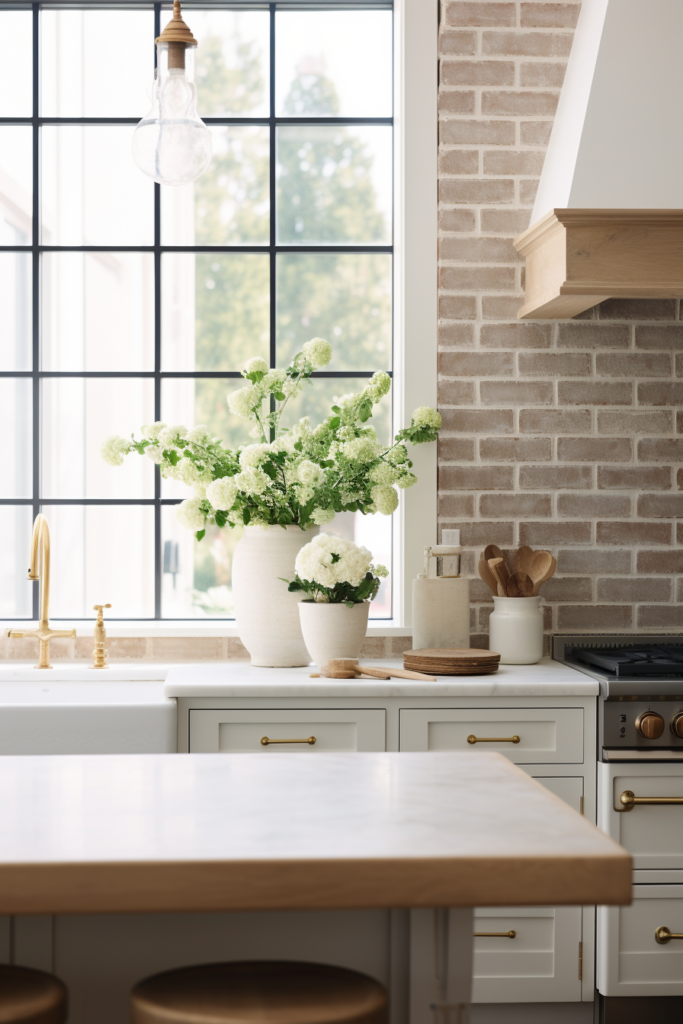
[553,634,683,762]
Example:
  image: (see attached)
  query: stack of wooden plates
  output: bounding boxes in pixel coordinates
[403,648,501,676]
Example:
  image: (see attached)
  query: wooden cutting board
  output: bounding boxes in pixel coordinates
[404,648,501,676]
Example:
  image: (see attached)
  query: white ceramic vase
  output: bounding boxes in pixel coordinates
[232,525,318,667]
[298,601,370,670]
[488,596,544,665]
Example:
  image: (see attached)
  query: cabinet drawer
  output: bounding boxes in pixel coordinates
[472,906,582,1003]
[598,885,683,996]
[189,709,385,753]
[598,762,683,869]
[399,708,584,763]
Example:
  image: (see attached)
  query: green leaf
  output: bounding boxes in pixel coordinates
[329,417,340,430]
[344,600,356,609]
[243,507,251,525]
[195,529,206,542]
[215,510,227,528]
[273,392,286,402]
[331,405,340,414]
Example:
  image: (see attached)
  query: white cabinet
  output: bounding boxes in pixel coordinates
[189,709,386,753]
[598,761,683,870]
[598,885,683,997]
[399,708,584,764]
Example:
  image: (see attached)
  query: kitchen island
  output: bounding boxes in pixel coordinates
[0,749,629,1024]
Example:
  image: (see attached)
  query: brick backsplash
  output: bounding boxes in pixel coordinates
[438,0,683,645]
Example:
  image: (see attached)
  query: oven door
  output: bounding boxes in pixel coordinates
[598,885,683,996]
[598,760,683,870]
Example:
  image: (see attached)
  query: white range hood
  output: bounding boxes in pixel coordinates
[514,0,683,319]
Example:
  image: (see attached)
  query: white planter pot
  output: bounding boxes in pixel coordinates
[488,596,544,665]
[298,601,370,670]
[232,525,318,667]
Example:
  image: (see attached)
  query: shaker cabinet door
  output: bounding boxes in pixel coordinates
[598,885,683,997]
[598,761,683,869]
[189,708,386,753]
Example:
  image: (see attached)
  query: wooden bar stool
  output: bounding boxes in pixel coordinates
[131,961,388,1024]
[0,965,67,1024]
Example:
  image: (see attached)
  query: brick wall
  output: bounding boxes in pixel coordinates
[438,0,683,646]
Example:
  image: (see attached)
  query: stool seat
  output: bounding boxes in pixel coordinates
[131,961,388,1024]
[0,965,67,1024]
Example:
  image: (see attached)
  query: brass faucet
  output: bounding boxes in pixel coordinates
[7,513,76,668]
[92,604,111,669]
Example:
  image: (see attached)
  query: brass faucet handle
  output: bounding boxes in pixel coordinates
[92,604,111,669]
[93,603,112,626]
[7,630,24,639]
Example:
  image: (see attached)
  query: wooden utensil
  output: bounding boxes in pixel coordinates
[328,659,437,682]
[529,550,554,595]
[513,546,534,576]
[478,559,499,595]
[488,557,509,597]
[531,553,556,595]
[484,544,504,564]
[506,570,534,597]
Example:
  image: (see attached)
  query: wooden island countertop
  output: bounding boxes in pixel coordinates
[0,751,630,915]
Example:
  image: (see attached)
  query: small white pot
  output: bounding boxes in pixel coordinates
[298,601,370,670]
[488,596,544,665]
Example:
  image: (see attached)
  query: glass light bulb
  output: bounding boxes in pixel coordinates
[132,42,211,186]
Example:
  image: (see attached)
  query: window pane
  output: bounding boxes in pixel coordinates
[41,378,154,498]
[322,512,392,620]
[162,510,242,619]
[42,127,154,246]
[1,379,31,499]
[158,10,269,118]
[161,126,269,245]
[162,253,269,371]
[0,253,31,371]
[41,10,153,117]
[0,127,32,244]
[45,504,154,619]
[277,126,392,245]
[0,507,33,618]
[280,376,392,446]
[0,12,32,117]
[41,253,154,372]
[277,254,391,371]
[276,11,392,118]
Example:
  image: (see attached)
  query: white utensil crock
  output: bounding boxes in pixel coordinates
[488,596,544,665]
[232,525,318,667]
[298,601,370,670]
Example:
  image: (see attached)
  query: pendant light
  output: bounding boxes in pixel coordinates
[132,1,212,186]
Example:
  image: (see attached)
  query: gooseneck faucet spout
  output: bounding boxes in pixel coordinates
[7,514,76,668]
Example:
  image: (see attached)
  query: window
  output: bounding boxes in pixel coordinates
[2,0,436,629]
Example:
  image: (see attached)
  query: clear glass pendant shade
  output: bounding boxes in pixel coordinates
[132,39,211,186]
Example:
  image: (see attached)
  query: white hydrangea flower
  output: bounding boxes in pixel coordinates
[297,460,325,487]
[175,458,204,487]
[206,476,239,511]
[145,445,165,465]
[186,425,212,445]
[263,369,286,390]
[386,444,409,465]
[412,406,442,430]
[333,393,357,410]
[297,485,315,505]
[243,356,269,375]
[311,508,336,526]
[371,485,399,515]
[141,422,166,441]
[397,471,418,489]
[374,563,389,578]
[295,533,372,589]
[228,384,264,419]
[158,424,188,448]
[175,497,206,532]
[368,371,391,401]
[343,436,380,463]
[193,483,208,499]
[239,443,271,468]
[100,435,131,467]
[370,462,400,486]
[303,337,332,369]
[235,466,270,495]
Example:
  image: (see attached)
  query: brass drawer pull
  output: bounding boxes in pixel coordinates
[474,930,516,939]
[619,790,683,812]
[467,734,520,745]
[656,926,683,944]
[261,736,316,746]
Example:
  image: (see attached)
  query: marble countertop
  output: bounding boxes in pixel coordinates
[0,751,629,914]
[165,657,598,698]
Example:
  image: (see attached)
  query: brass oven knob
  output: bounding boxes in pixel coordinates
[671,713,683,739]
[635,711,665,740]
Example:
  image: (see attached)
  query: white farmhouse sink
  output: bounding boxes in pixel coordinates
[0,664,176,755]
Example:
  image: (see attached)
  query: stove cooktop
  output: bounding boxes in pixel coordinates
[574,644,683,678]
[553,635,683,696]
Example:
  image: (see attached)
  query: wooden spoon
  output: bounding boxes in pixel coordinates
[478,559,499,595]
[513,545,534,576]
[529,550,554,595]
[484,544,504,564]
[533,555,557,595]
[488,557,509,597]
[506,570,534,597]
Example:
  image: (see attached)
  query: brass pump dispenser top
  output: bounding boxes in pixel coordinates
[92,604,112,670]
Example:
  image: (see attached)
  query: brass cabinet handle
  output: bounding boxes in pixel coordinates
[474,930,516,939]
[261,736,316,746]
[467,734,520,745]
[656,926,683,944]
[619,790,683,812]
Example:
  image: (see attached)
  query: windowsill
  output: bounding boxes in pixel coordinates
[3,621,412,638]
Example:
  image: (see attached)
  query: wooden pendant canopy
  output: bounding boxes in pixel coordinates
[156,0,197,47]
